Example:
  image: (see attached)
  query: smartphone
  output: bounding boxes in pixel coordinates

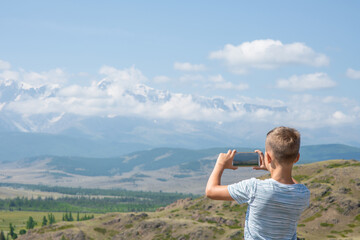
[232,152,260,167]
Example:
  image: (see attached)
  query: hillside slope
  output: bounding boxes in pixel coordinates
[19,159,360,240]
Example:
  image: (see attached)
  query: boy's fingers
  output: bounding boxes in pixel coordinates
[254,149,263,156]
[254,150,264,164]
[253,166,266,170]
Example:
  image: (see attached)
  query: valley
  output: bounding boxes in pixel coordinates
[9,159,360,240]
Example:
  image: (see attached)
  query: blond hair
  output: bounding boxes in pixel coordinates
[265,126,300,164]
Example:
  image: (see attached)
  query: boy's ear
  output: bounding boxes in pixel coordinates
[266,152,272,164]
[294,153,300,164]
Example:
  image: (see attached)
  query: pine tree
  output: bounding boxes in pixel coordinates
[63,211,69,221]
[48,213,55,224]
[69,212,73,221]
[0,230,5,240]
[42,216,48,226]
[76,212,79,221]
[9,223,15,238]
[26,217,37,229]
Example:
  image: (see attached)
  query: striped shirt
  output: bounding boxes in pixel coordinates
[228,178,310,240]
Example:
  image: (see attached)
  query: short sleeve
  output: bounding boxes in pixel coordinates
[227,178,257,204]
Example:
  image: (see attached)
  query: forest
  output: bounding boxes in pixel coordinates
[0,183,197,213]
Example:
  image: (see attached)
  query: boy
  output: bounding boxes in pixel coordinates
[206,126,310,240]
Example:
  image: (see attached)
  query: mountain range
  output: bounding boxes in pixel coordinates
[1,144,359,194]
[0,76,292,156]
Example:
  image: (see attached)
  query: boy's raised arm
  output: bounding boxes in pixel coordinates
[205,149,238,201]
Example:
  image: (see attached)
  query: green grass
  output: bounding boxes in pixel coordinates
[293,175,310,182]
[229,204,247,213]
[326,161,360,169]
[57,224,75,231]
[125,223,133,229]
[0,211,64,230]
[0,211,100,235]
[336,206,345,214]
[330,229,353,238]
[327,235,336,238]
[320,222,334,227]
[210,226,225,235]
[348,223,356,228]
[94,227,107,234]
[302,211,322,223]
[311,176,334,184]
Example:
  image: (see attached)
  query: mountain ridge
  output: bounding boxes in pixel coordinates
[1,144,359,195]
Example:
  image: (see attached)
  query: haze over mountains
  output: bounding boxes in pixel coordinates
[1,67,359,159]
[1,144,359,194]
[0,74,287,151]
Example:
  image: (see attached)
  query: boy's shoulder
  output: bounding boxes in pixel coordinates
[257,178,309,193]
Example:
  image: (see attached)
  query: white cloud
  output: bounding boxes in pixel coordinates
[276,72,336,91]
[209,39,329,73]
[98,65,147,89]
[346,68,360,79]
[0,60,11,70]
[22,68,67,89]
[2,62,359,136]
[179,74,204,82]
[208,75,224,83]
[329,111,354,125]
[282,94,360,128]
[178,74,248,91]
[0,67,66,90]
[174,62,206,71]
[153,75,171,83]
[0,70,19,85]
[208,74,248,90]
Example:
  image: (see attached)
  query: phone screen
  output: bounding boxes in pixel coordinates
[233,152,259,167]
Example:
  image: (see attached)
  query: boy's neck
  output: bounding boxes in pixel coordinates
[270,165,295,184]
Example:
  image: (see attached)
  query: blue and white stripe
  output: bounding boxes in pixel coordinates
[228,178,310,240]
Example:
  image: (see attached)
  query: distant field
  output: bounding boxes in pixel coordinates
[0,211,100,234]
[0,186,67,199]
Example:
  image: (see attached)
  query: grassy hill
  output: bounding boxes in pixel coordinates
[17,159,360,240]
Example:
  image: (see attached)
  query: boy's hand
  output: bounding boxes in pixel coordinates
[216,149,238,170]
[253,150,268,171]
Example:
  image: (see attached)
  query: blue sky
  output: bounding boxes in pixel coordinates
[1,1,360,146]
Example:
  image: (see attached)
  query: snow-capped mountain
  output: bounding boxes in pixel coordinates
[0,75,288,132]
[0,76,290,160]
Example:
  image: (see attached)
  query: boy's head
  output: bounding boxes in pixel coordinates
[265,126,300,165]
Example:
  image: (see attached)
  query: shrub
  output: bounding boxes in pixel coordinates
[94,227,107,234]
[320,222,334,227]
